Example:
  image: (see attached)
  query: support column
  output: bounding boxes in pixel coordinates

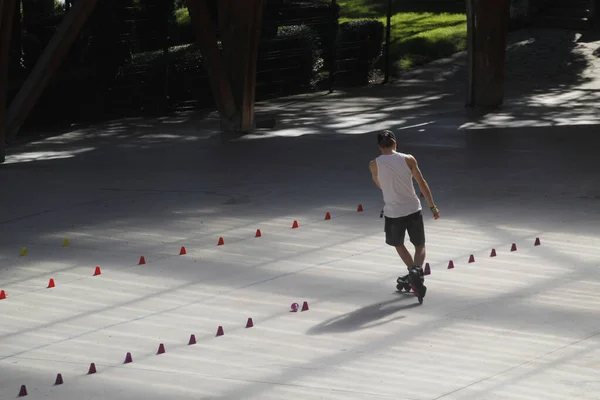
[220,0,265,132]
[5,0,101,144]
[0,0,16,164]
[466,0,511,108]
[188,0,265,134]
[186,0,236,120]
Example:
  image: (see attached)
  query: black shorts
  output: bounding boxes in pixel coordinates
[384,210,425,247]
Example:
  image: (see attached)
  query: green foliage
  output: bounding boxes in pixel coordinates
[257,24,323,95]
[277,24,323,62]
[174,6,190,26]
[52,0,65,16]
[338,19,384,64]
[335,18,385,85]
[337,0,465,17]
[172,7,194,44]
[338,2,467,74]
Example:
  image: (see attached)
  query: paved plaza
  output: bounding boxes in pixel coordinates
[1,27,599,399]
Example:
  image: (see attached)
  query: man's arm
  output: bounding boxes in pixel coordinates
[406,155,439,219]
[368,159,381,189]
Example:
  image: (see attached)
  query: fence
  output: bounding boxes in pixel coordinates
[7,0,528,126]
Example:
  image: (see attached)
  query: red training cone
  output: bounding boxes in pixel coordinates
[292,220,299,229]
[179,246,187,255]
[93,266,101,276]
[255,229,262,238]
[0,290,5,300]
[511,243,517,252]
[216,326,224,336]
[468,254,475,263]
[324,212,331,220]
[217,237,224,246]
[18,384,27,397]
[490,248,497,257]
[157,343,165,354]
[246,318,254,328]
[188,334,196,345]
[54,373,63,385]
[124,352,133,364]
[88,363,97,374]
[301,301,309,311]
[448,260,455,269]
[424,263,431,275]
[47,278,55,288]
[357,204,364,212]
[138,256,146,265]
[534,237,541,246]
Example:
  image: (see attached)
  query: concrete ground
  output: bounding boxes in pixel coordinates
[1,27,599,399]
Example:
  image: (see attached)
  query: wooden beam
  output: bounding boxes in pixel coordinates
[218,0,264,133]
[0,0,16,164]
[239,0,265,132]
[466,0,511,108]
[186,0,236,120]
[5,0,101,143]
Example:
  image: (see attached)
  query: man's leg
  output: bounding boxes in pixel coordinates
[385,216,410,271]
[407,211,426,268]
[406,211,427,299]
[413,245,426,268]
[395,245,414,269]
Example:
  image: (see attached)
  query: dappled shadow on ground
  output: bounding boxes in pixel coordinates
[463,86,600,131]
[397,28,599,94]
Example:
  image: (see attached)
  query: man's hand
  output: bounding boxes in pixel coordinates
[430,206,440,220]
[406,155,439,220]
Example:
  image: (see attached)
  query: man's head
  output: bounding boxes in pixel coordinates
[377,130,396,151]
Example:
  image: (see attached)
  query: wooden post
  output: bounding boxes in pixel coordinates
[0,0,16,164]
[238,0,265,132]
[383,0,392,84]
[218,0,265,133]
[465,0,475,106]
[188,0,265,134]
[328,0,337,93]
[5,0,101,143]
[186,0,236,120]
[466,0,511,108]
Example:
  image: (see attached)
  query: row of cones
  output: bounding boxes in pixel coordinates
[1,263,109,298]
[17,205,366,257]
[423,238,541,275]
[16,318,255,397]
[17,371,64,397]
[215,206,363,247]
[10,206,369,299]
[0,238,543,301]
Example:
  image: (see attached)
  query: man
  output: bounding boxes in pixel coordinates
[368,130,440,302]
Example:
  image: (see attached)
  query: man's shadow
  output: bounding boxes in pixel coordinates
[306,294,421,335]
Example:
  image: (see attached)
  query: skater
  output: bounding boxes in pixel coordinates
[368,130,440,302]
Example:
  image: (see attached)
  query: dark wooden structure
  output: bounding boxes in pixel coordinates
[0,0,511,164]
[466,0,511,108]
[0,0,17,164]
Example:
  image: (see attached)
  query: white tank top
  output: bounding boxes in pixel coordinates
[376,152,422,218]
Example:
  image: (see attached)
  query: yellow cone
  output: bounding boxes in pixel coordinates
[63,238,69,247]
[20,247,27,256]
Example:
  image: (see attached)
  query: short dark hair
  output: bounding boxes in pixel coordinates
[377,130,396,148]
